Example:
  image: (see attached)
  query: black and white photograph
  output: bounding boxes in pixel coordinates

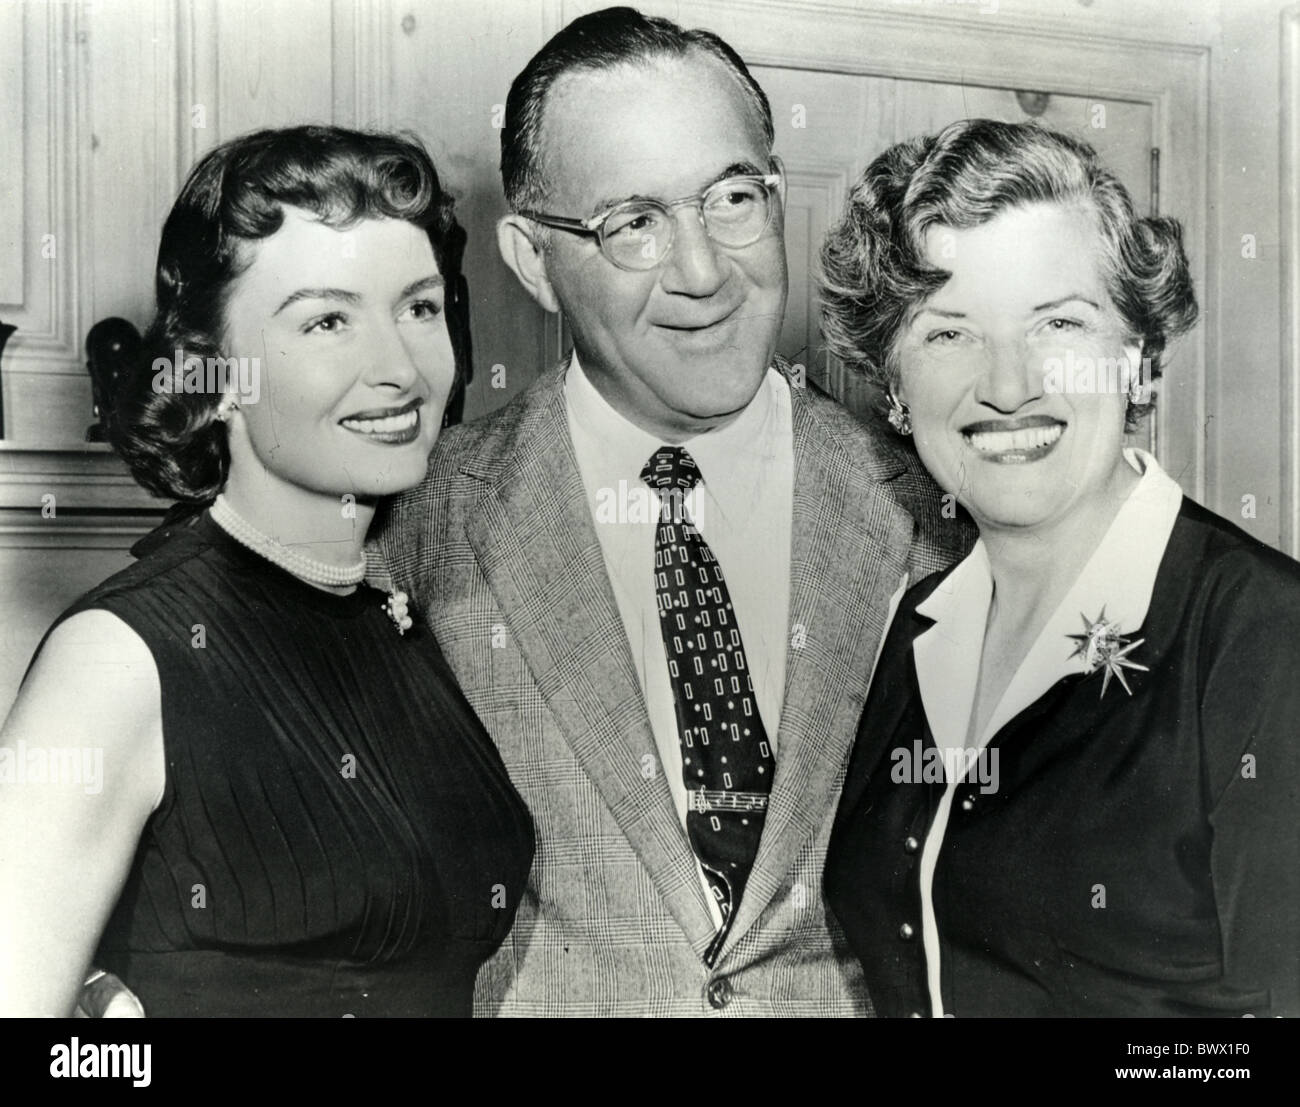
[0,0,1295,1076]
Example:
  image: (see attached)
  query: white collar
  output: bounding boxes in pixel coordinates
[563,351,787,508]
[913,448,1183,752]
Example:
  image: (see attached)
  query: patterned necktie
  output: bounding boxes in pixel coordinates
[641,446,774,965]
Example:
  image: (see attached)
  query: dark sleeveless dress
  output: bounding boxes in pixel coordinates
[47,512,534,1017]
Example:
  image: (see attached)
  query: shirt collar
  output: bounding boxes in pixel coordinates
[563,351,787,505]
[913,448,1183,750]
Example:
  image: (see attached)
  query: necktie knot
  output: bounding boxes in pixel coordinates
[641,446,702,493]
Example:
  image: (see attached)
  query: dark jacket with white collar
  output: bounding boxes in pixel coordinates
[826,497,1300,1018]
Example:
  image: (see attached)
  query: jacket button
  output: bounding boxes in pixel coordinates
[706,977,733,1010]
[903,835,920,854]
[898,922,915,940]
[960,796,975,811]
[909,1011,923,1018]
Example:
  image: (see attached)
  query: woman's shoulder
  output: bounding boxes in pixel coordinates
[1172,497,1300,618]
[78,511,217,602]
[44,510,223,654]
[14,607,167,813]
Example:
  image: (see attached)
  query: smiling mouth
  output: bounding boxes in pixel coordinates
[660,319,729,331]
[655,306,740,335]
[339,398,423,445]
[962,419,1065,463]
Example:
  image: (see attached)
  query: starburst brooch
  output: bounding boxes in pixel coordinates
[1066,607,1148,698]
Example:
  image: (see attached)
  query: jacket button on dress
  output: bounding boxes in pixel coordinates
[903,835,920,854]
[898,922,915,940]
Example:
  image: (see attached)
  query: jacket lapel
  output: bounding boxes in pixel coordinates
[463,372,717,956]
[835,597,935,822]
[719,385,919,961]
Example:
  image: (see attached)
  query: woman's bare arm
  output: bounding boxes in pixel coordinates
[0,610,165,1016]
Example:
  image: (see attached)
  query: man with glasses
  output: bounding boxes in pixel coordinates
[376,5,968,1016]
[515,169,784,275]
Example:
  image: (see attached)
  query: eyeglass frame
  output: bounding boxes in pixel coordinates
[516,157,787,272]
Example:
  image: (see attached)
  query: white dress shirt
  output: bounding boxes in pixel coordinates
[907,447,1183,1015]
[564,354,794,928]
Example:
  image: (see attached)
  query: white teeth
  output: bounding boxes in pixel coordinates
[341,409,418,434]
[966,423,1064,454]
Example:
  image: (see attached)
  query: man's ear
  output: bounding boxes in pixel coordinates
[772,153,788,207]
[497,214,560,314]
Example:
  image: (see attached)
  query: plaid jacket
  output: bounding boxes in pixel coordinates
[371,361,971,1016]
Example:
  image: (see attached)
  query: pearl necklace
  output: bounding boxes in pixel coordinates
[209,495,367,588]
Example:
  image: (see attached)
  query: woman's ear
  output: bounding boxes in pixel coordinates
[497,215,559,314]
[214,389,240,425]
[1123,339,1148,406]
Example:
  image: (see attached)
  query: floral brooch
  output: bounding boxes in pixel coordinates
[1066,607,1148,698]
[383,589,414,636]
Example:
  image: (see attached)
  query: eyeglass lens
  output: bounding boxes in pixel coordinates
[601,179,772,269]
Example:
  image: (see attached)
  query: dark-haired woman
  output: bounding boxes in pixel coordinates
[821,119,1300,1017]
[0,126,533,1017]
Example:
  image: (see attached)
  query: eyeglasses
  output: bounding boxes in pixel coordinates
[518,161,785,273]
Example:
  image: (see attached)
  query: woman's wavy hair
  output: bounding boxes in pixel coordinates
[111,125,470,501]
[819,119,1197,428]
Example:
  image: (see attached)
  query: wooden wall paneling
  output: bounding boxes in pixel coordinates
[177,0,218,168]
[0,0,26,308]
[212,0,338,138]
[754,69,886,407]
[776,164,848,388]
[1,0,91,446]
[331,0,382,127]
[85,0,182,342]
[0,2,183,539]
[373,0,558,417]
[0,442,162,521]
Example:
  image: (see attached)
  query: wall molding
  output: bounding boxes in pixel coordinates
[333,0,389,128]
[0,1,26,308]
[781,161,850,393]
[0,442,167,545]
[3,0,87,371]
[0,512,165,549]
